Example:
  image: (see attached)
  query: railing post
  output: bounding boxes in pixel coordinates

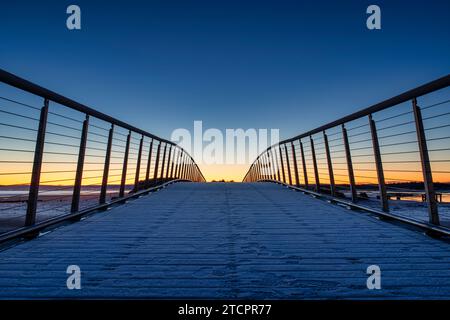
[265,152,273,180]
[119,131,131,198]
[170,148,176,179]
[274,147,281,181]
[310,136,320,192]
[153,142,161,183]
[291,142,300,186]
[165,145,172,180]
[175,149,182,178]
[25,98,49,226]
[180,153,185,180]
[257,157,263,180]
[267,149,274,180]
[186,156,191,180]
[262,154,269,180]
[160,143,167,183]
[189,160,193,181]
[256,157,261,181]
[412,98,440,225]
[71,114,90,213]
[279,145,286,183]
[265,151,271,180]
[284,144,293,185]
[183,154,188,180]
[269,149,275,181]
[181,151,186,179]
[134,135,144,192]
[145,139,154,183]
[323,131,335,196]
[299,140,308,188]
[368,114,389,212]
[100,124,114,204]
[192,162,196,181]
[342,124,357,202]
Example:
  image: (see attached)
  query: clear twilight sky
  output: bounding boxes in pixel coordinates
[0,0,449,180]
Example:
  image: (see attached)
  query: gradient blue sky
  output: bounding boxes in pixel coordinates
[1,0,449,141]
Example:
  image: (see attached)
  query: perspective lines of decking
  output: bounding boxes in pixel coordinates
[0,182,449,299]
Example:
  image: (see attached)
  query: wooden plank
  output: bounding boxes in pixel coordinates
[0,182,449,299]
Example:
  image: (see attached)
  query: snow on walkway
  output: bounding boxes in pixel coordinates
[0,182,449,299]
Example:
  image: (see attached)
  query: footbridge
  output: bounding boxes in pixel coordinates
[0,69,449,299]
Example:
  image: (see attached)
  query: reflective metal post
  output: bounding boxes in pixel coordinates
[26,99,49,226]
[71,114,90,213]
[413,98,439,225]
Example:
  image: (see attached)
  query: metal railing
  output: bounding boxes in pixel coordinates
[243,74,450,234]
[0,68,205,241]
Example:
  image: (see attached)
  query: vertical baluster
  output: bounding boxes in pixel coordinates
[153,142,161,184]
[134,135,144,192]
[25,99,49,226]
[145,139,154,185]
[413,98,439,225]
[279,145,286,183]
[368,114,389,212]
[119,131,131,198]
[186,158,191,181]
[268,149,274,181]
[254,157,260,180]
[180,151,186,180]
[284,144,292,185]
[300,140,308,188]
[310,136,320,192]
[258,157,263,180]
[159,143,167,183]
[183,153,188,180]
[261,155,267,180]
[100,124,114,204]
[175,148,182,178]
[342,124,357,202]
[71,114,90,213]
[323,131,335,196]
[274,147,281,181]
[254,158,259,180]
[165,145,172,180]
[291,142,300,186]
[170,148,176,179]
[189,159,194,181]
[266,149,274,180]
[265,152,272,180]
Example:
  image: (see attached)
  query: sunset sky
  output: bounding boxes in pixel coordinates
[0,0,449,182]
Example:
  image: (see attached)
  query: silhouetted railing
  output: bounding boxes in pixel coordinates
[244,75,450,233]
[0,69,205,240]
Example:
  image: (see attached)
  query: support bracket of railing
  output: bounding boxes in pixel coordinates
[71,114,90,213]
[100,124,114,205]
[310,136,320,192]
[300,140,308,188]
[342,124,357,202]
[413,98,440,225]
[323,131,335,196]
[119,131,131,198]
[25,98,49,227]
[368,114,389,212]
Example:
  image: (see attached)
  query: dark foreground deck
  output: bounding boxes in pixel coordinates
[0,182,449,299]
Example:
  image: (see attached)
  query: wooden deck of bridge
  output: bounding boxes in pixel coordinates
[0,182,449,299]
